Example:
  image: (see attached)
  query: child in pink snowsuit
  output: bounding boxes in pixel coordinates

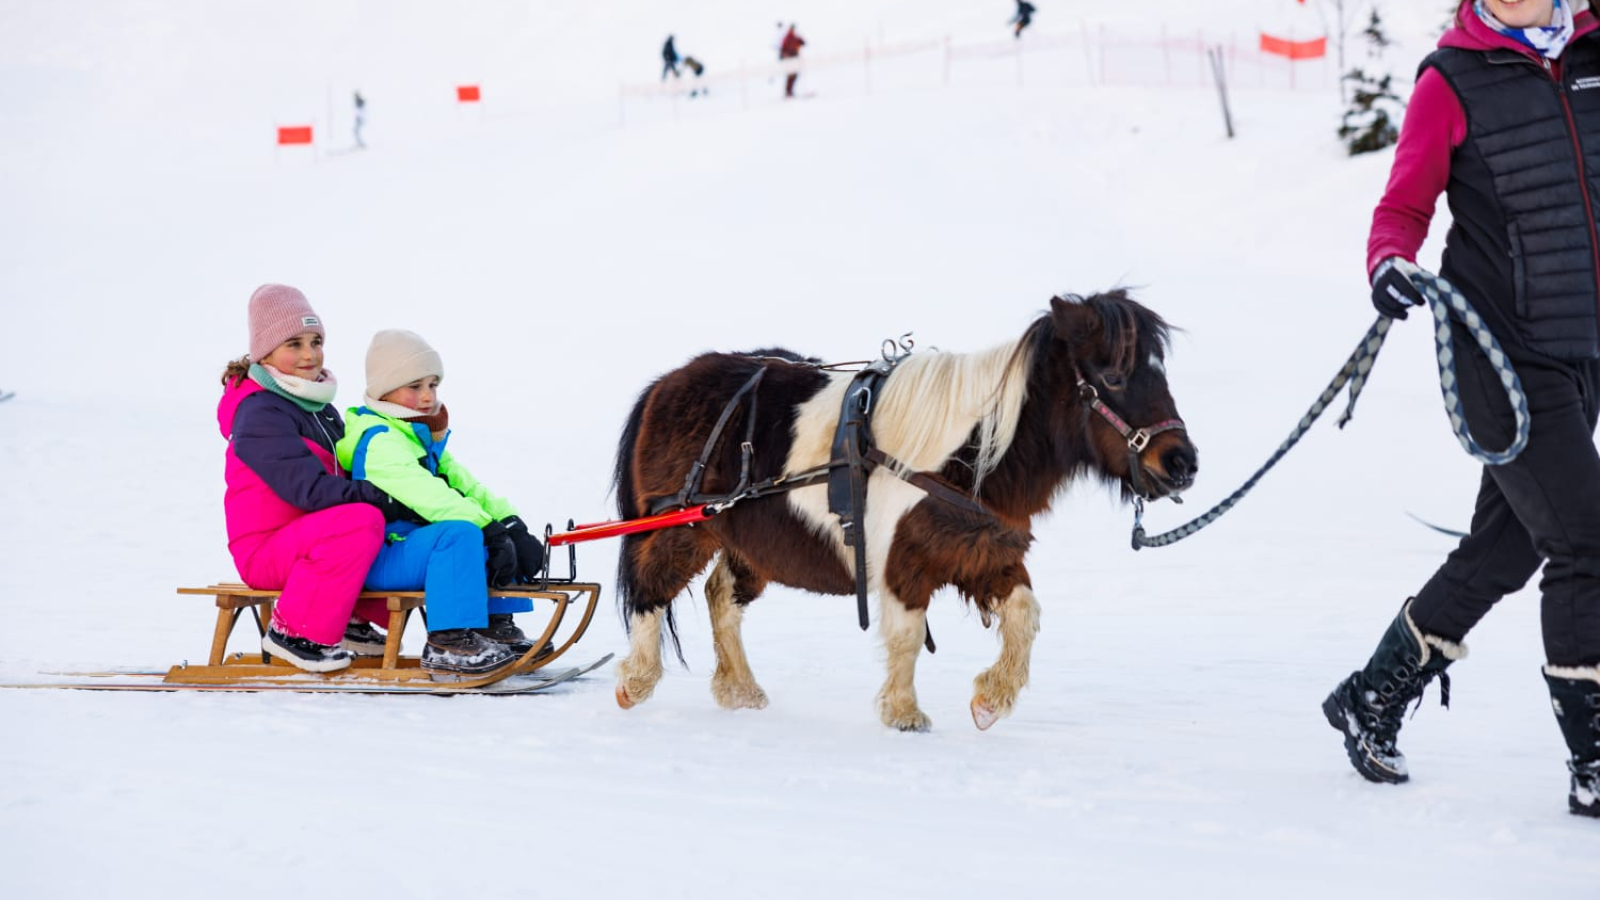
[218,284,417,672]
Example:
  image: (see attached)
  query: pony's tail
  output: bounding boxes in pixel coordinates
[612,380,687,666]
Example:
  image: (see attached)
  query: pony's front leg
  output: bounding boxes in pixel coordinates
[876,594,932,732]
[615,607,665,709]
[706,554,768,710]
[970,584,1041,730]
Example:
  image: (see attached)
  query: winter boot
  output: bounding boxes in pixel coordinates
[473,613,551,659]
[263,623,354,674]
[340,619,388,657]
[1542,665,1600,818]
[1322,599,1467,784]
[422,628,518,676]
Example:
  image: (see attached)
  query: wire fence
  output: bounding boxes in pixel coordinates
[620,22,1338,124]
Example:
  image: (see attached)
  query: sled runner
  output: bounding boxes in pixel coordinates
[0,580,610,694]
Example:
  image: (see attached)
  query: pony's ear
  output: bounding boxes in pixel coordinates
[1049,295,1100,346]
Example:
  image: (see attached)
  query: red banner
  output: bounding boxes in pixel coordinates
[276,125,313,145]
[456,85,481,103]
[1259,33,1327,60]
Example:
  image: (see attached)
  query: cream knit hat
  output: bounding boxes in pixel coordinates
[365,329,444,400]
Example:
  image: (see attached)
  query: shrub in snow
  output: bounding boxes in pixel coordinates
[1339,9,1405,156]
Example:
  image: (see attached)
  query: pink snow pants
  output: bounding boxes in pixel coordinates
[235,504,387,645]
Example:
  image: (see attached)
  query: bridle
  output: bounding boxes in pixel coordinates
[1075,369,1187,501]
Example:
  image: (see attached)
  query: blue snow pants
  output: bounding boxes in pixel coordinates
[365,520,533,632]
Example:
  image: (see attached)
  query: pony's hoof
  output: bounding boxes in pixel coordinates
[712,681,769,710]
[971,698,1001,731]
[615,683,637,709]
[881,707,932,732]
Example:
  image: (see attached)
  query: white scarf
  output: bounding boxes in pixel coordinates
[259,364,338,406]
[363,395,427,419]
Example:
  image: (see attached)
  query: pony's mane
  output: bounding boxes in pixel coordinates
[869,290,1170,493]
[870,334,1036,490]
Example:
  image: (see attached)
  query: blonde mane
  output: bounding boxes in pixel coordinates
[868,336,1036,490]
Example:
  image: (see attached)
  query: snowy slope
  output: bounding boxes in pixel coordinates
[2,2,1596,898]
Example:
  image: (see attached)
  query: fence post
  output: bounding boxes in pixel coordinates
[1208,46,1235,139]
[1162,22,1171,85]
[1082,20,1095,85]
[865,38,872,94]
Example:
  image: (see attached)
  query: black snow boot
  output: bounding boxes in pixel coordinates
[1542,666,1600,818]
[473,613,551,659]
[1322,600,1466,784]
[263,624,353,674]
[340,619,388,657]
[422,628,518,676]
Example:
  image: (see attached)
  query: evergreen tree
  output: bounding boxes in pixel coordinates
[1339,9,1405,156]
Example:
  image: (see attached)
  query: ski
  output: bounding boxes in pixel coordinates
[0,666,582,695]
[21,653,613,694]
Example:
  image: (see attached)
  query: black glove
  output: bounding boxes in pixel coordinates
[1371,257,1427,320]
[370,488,429,526]
[481,520,519,589]
[501,515,546,583]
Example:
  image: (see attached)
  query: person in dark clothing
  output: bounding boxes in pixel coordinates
[662,35,680,81]
[779,24,805,98]
[352,91,366,148]
[1011,1,1036,39]
[1323,0,1600,819]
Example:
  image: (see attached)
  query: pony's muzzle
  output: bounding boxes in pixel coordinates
[1156,441,1198,492]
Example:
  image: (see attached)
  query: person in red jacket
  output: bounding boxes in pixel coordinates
[779,24,806,98]
[1323,0,1600,818]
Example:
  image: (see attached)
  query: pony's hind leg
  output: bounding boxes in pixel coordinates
[706,553,770,710]
[615,606,664,709]
[876,594,933,732]
[970,584,1041,731]
[615,528,716,710]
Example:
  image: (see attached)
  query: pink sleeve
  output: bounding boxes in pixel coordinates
[1366,67,1467,278]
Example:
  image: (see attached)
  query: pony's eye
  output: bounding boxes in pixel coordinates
[1101,372,1126,389]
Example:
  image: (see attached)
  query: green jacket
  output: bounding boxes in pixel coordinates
[335,405,517,527]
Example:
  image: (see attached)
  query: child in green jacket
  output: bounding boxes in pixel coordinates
[336,329,547,673]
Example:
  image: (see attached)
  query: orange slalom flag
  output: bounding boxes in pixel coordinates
[276,125,313,145]
[1259,33,1327,60]
[456,85,481,103]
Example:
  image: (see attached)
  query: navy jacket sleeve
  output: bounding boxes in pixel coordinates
[231,394,389,513]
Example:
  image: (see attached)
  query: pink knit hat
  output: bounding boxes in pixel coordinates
[248,284,325,362]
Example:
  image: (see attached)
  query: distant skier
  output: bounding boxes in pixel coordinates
[779,23,806,98]
[352,91,366,149]
[1010,1,1036,39]
[662,35,680,81]
[683,56,707,98]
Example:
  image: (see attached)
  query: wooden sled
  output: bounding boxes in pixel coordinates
[160,580,605,690]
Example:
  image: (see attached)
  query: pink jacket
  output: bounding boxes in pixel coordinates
[218,377,369,568]
[1367,4,1600,276]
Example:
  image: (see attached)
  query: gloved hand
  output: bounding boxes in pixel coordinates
[481,520,519,589]
[501,515,546,583]
[371,488,429,526]
[1371,257,1427,320]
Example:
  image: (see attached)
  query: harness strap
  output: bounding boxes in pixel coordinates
[667,367,766,513]
[829,359,894,632]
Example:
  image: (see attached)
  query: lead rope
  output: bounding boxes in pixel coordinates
[1132,268,1530,550]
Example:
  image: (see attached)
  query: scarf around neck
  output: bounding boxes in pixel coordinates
[251,363,338,412]
[1476,0,1577,59]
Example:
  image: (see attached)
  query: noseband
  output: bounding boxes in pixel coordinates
[1076,372,1186,500]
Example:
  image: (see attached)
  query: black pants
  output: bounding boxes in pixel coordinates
[1411,320,1600,666]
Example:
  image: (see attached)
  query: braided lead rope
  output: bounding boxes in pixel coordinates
[1131,269,1528,550]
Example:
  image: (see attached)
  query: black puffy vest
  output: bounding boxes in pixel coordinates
[1425,35,1600,360]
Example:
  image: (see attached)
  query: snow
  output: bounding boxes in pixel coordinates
[2,1,1597,897]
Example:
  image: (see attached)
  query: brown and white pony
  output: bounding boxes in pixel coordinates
[611,291,1197,731]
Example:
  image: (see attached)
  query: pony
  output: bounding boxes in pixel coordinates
[610,291,1197,731]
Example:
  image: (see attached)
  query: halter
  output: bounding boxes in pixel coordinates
[1076,371,1187,501]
